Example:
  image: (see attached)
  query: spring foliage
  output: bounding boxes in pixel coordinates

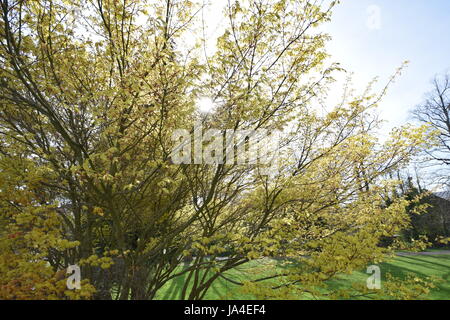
[0,0,438,299]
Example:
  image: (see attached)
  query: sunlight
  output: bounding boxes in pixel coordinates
[197,97,216,113]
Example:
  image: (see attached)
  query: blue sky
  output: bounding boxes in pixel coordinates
[201,1,450,131]
[203,1,450,134]
[198,1,448,188]
[324,0,450,132]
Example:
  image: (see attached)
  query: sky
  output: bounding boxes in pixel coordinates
[197,0,450,189]
[200,0,450,134]
[323,0,450,190]
[319,0,450,190]
[324,0,450,133]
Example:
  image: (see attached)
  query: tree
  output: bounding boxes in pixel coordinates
[0,0,436,300]
[413,73,450,187]
[0,147,95,299]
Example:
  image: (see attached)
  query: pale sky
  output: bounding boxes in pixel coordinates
[197,0,450,189]
[325,0,450,133]
[324,0,450,190]
[200,1,450,134]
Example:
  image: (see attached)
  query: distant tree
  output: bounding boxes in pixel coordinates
[413,73,450,186]
[388,172,449,247]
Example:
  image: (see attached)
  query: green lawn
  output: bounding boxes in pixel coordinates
[155,254,450,300]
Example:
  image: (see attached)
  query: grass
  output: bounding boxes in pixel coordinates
[155,253,450,300]
[325,254,450,300]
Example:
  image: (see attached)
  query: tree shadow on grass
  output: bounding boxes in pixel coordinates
[399,255,450,271]
[159,263,190,300]
[380,261,434,280]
